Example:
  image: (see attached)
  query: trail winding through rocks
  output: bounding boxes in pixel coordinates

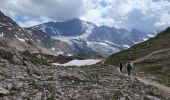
[116,66,170,99]
[136,76,170,99]
[129,48,170,99]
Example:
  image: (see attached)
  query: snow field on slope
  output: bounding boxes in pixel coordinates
[53,59,101,66]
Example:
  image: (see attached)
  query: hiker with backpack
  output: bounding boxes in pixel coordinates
[127,61,133,76]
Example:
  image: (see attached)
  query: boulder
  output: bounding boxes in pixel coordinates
[24,61,42,76]
[0,86,9,95]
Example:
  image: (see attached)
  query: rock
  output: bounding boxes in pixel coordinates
[12,55,23,65]
[24,61,41,76]
[0,47,14,60]
[145,95,160,100]
[15,75,25,79]
[17,97,23,100]
[15,82,24,89]
[0,59,9,63]
[119,97,125,100]
[34,92,42,100]
[0,86,10,95]
[6,83,13,90]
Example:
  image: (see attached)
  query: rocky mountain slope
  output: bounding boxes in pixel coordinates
[0,11,54,55]
[29,19,156,57]
[105,27,170,87]
[0,10,94,57]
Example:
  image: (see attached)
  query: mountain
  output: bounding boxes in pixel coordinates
[0,10,158,58]
[35,18,94,37]
[29,19,156,57]
[0,9,158,58]
[105,27,170,86]
[0,11,55,55]
[130,28,156,43]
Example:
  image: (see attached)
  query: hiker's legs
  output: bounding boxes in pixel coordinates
[127,69,131,76]
[120,67,123,73]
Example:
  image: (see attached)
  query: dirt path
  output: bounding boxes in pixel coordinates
[129,48,170,98]
[136,77,170,99]
[106,48,170,99]
[116,67,170,99]
[132,48,170,64]
[101,58,106,64]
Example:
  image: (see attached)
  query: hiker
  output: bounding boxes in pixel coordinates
[119,61,124,73]
[127,62,133,76]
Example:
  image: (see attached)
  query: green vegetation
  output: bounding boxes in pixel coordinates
[135,55,170,86]
[105,27,170,65]
[105,27,170,86]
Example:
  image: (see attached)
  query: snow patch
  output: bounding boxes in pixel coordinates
[15,35,25,42]
[87,41,120,51]
[40,24,46,33]
[53,59,101,66]
[52,36,73,44]
[143,38,148,41]
[52,21,94,44]
[123,44,130,48]
[147,34,154,37]
[8,27,12,30]
[57,51,64,55]
[0,32,4,37]
[67,53,73,56]
[27,30,33,35]
[51,47,55,51]
[80,21,94,40]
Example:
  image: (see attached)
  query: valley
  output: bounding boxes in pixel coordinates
[0,8,170,100]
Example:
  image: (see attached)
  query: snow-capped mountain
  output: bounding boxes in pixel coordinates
[131,28,157,44]
[29,18,158,57]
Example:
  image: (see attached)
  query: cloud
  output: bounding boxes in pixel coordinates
[0,0,85,23]
[0,0,170,32]
[82,0,170,32]
[18,20,42,27]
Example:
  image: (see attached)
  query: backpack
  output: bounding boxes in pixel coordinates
[127,63,133,69]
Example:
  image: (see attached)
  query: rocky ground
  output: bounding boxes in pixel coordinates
[0,56,166,100]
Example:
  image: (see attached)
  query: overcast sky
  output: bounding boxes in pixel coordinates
[1,0,170,32]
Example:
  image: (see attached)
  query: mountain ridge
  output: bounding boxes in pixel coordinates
[29,18,157,57]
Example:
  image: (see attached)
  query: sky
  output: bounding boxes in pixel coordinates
[0,0,170,32]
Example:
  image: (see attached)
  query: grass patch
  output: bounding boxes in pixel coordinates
[105,27,170,65]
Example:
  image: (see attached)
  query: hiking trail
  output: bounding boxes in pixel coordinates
[132,48,170,63]
[116,67,170,99]
[136,77,170,95]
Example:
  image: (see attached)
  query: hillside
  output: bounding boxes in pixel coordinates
[106,27,170,65]
[0,11,55,55]
[105,27,170,86]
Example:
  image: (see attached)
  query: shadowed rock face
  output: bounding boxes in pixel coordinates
[0,43,23,65]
